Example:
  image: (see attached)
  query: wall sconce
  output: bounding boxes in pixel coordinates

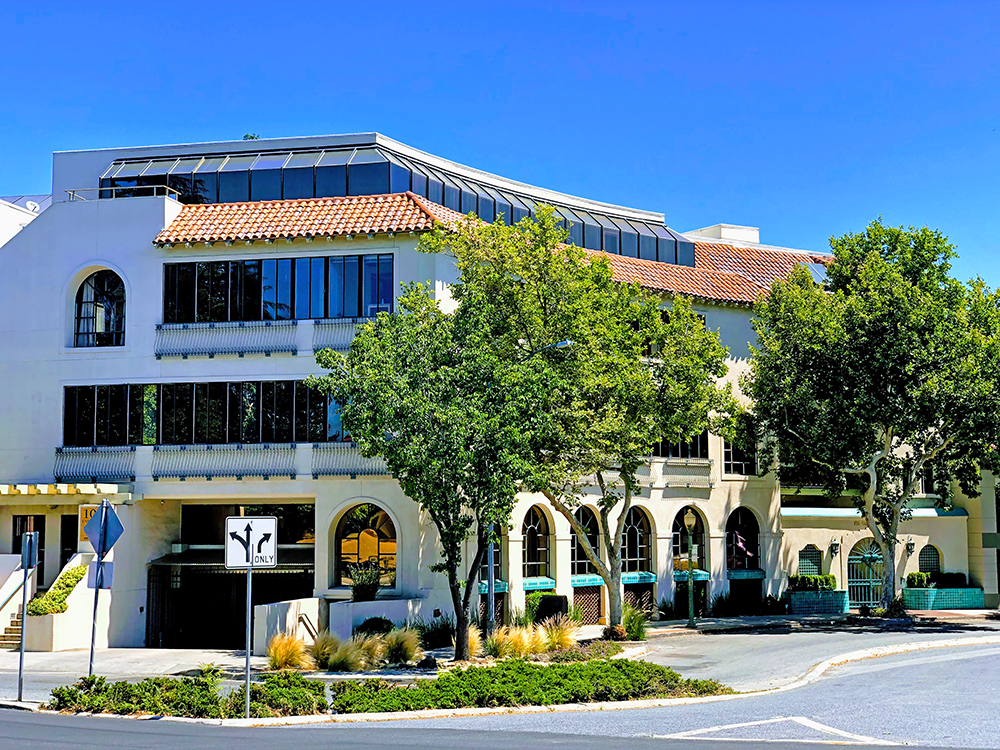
[830,540,840,556]
[906,539,915,556]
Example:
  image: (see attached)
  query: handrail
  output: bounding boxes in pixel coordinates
[297,613,318,640]
[0,567,32,615]
[65,185,182,202]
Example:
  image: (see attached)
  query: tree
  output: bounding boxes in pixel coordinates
[746,219,1000,607]
[309,283,555,659]
[420,208,735,625]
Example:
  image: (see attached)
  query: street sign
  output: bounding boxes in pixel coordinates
[84,501,124,560]
[87,561,113,589]
[20,531,38,570]
[79,505,98,542]
[225,516,278,569]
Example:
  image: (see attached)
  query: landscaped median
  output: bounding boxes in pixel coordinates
[43,660,731,720]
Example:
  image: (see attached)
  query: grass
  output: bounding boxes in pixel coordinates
[622,604,649,641]
[541,615,578,651]
[454,627,484,659]
[326,641,365,672]
[408,615,455,649]
[267,632,314,671]
[385,627,423,665]
[329,659,732,713]
[309,630,340,670]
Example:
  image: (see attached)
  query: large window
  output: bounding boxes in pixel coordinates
[622,507,652,573]
[724,439,757,476]
[335,503,396,587]
[478,523,504,584]
[653,429,710,460]
[63,381,345,447]
[522,506,551,579]
[163,254,393,324]
[571,507,600,576]
[75,270,125,347]
[918,544,941,574]
[672,506,706,572]
[725,508,760,571]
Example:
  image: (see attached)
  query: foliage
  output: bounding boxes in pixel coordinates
[353,635,388,667]
[26,564,87,616]
[328,659,731,713]
[883,596,909,619]
[747,218,1000,607]
[931,572,968,588]
[355,616,395,637]
[602,624,627,641]
[664,583,710,620]
[788,575,837,592]
[906,572,931,589]
[347,561,382,602]
[309,630,340,670]
[547,640,623,662]
[541,615,579,651]
[621,604,649,641]
[46,672,327,719]
[384,627,423,665]
[409,615,455,649]
[326,641,365,672]
[484,628,515,659]
[267,632,313,671]
[567,603,584,624]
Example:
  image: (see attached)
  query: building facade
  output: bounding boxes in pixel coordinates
[0,133,995,652]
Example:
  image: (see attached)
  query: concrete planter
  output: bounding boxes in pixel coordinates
[901,587,985,610]
[24,556,107,652]
[788,590,849,615]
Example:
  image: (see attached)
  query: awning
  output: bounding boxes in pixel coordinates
[149,546,314,568]
[780,507,967,519]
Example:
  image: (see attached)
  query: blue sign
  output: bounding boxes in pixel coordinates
[84,500,124,560]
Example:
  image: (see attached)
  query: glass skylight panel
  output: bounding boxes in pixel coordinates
[482,186,511,224]
[383,151,411,193]
[558,206,584,247]
[168,158,204,174]
[143,159,179,176]
[193,156,226,174]
[349,148,387,165]
[394,154,428,198]
[573,209,602,250]
[450,174,478,215]
[251,153,291,171]
[612,217,638,258]
[115,161,152,178]
[316,150,354,167]
[285,152,322,169]
[219,154,257,172]
[101,162,124,179]
[630,220,658,261]
[650,225,677,264]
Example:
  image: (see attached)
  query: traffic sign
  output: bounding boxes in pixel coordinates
[225,516,277,569]
[87,561,113,589]
[20,532,38,570]
[84,500,124,560]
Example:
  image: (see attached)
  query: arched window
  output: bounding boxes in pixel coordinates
[672,506,706,572]
[522,506,550,579]
[75,270,125,347]
[479,523,504,583]
[335,503,396,587]
[571,507,600,575]
[798,545,822,576]
[918,544,941,574]
[726,508,761,571]
[622,507,652,572]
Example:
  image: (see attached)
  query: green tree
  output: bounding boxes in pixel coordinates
[309,284,554,659]
[421,208,735,625]
[746,219,1000,607]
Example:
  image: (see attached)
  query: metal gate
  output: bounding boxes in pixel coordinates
[847,538,884,608]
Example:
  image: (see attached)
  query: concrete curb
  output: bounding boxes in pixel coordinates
[31,634,1000,728]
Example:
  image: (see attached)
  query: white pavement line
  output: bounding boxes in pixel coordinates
[657,716,794,737]
[791,716,897,745]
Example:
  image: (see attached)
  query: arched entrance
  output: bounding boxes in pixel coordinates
[847,538,884,608]
[672,506,708,617]
[726,507,763,612]
[333,503,397,588]
[570,507,603,624]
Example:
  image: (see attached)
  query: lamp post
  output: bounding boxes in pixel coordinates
[684,509,697,629]
[485,339,574,634]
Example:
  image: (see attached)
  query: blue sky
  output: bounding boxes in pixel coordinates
[1,1,996,285]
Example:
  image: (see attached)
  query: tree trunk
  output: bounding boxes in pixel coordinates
[607,553,623,627]
[880,537,897,609]
[447,573,470,662]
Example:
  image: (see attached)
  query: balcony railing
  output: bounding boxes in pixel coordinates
[54,446,136,482]
[641,457,714,489]
[154,320,298,358]
[312,318,365,353]
[312,442,388,478]
[151,443,297,480]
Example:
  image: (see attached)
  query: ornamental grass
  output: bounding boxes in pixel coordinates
[267,631,314,671]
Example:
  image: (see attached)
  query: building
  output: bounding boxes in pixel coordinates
[0,194,45,248]
[0,133,994,653]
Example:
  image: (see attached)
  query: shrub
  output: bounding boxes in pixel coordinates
[567,603,584,624]
[541,615,578,652]
[353,635,387,668]
[931,571,968,588]
[883,597,909,619]
[309,630,340,670]
[326,641,365,672]
[347,561,382,602]
[26,564,87,616]
[787,574,837,592]
[224,671,329,717]
[602,624,627,641]
[355,616,394,637]
[547,640,623,663]
[622,604,648,641]
[453,627,483,659]
[907,571,931,588]
[658,596,676,621]
[329,659,731,714]
[485,628,515,659]
[385,627,423,665]
[409,615,455,649]
[267,632,313,671]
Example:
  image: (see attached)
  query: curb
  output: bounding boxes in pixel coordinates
[32,634,1000,728]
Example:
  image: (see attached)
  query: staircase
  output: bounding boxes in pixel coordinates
[0,606,22,650]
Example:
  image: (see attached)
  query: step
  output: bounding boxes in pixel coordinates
[4,627,21,636]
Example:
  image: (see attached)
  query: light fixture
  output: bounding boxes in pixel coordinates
[684,508,696,531]
[906,538,915,556]
[830,540,840,556]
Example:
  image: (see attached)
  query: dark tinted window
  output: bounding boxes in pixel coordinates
[343,256,359,317]
[218,171,249,203]
[328,257,344,318]
[348,162,389,195]
[275,259,293,319]
[316,165,347,197]
[677,240,695,267]
[310,258,325,318]
[295,258,311,319]
[282,168,314,199]
[250,169,282,201]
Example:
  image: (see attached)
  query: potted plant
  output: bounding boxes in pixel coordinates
[347,560,383,602]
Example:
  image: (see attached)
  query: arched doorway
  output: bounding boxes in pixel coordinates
[333,503,397,588]
[726,508,763,612]
[847,538,884,608]
[571,507,602,624]
[672,506,708,617]
[623,506,654,612]
[522,505,551,580]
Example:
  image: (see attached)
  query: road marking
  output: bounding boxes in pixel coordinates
[655,715,899,745]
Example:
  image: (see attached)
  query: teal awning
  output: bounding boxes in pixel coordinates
[673,569,710,582]
[728,569,765,580]
[523,576,556,591]
[571,574,604,588]
[477,580,509,594]
[622,571,656,584]
[781,507,967,519]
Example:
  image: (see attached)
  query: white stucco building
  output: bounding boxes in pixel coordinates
[0,133,994,653]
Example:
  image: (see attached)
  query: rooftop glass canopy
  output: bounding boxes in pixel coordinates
[99,146,694,266]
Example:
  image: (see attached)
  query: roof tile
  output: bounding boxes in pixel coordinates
[694,241,831,290]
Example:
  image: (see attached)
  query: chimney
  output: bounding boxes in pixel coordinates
[686,224,760,244]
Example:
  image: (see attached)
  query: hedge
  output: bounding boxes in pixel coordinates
[906,571,971,589]
[329,659,731,713]
[787,574,836,592]
[27,564,87,616]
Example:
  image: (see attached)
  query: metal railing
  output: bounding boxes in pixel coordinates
[54,446,136,483]
[65,186,182,201]
[154,319,298,359]
[151,443,297,480]
[312,442,387,478]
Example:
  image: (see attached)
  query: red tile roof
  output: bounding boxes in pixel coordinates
[154,192,819,305]
[154,192,466,246]
[694,240,831,290]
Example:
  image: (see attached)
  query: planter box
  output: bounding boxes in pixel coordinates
[24,556,107,652]
[788,590,849,615]
[901,588,985,610]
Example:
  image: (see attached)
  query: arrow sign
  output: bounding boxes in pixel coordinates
[84,499,124,561]
[225,516,277,570]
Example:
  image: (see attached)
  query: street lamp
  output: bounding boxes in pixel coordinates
[684,508,697,629]
[485,338,574,634]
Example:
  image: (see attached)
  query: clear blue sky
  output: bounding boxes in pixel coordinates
[1,2,996,285]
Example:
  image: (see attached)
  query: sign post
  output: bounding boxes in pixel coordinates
[83,499,124,677]
[17,531,38,703]
[225,516,277,719]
